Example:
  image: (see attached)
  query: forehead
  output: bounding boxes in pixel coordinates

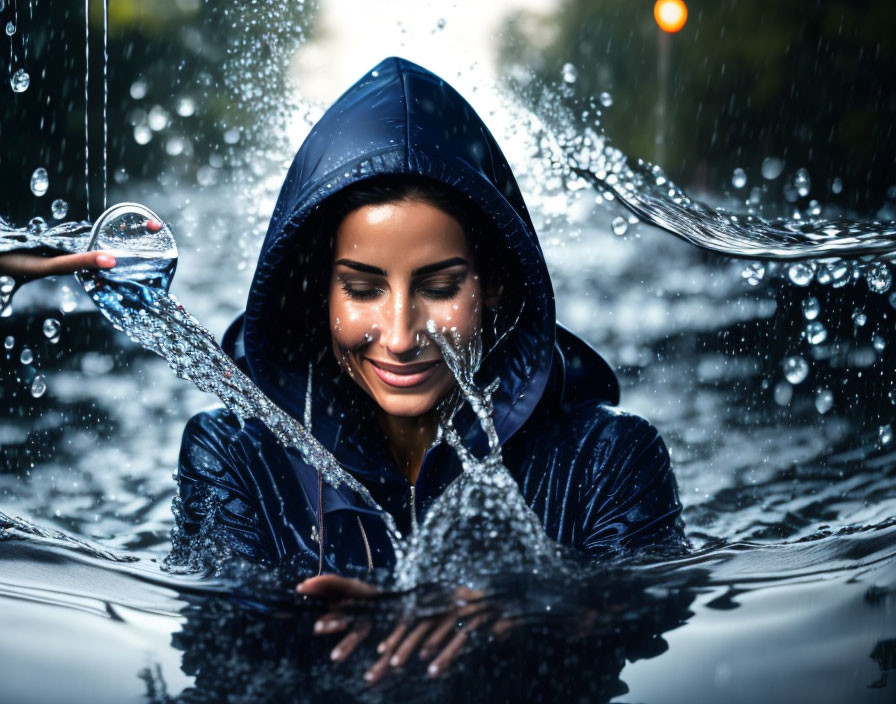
[333,200,471,267]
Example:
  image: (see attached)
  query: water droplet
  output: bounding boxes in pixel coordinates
[176,96,195,117]
[889,291,896,310]
[166,136,186,156]
[814,388,834,414]
[29,216,47,232]
[787,262,813,286]
[773,381,792,406]
[59,285,78,313]
[30,168,49,197]
[42,318,61,343]
[223,127,240,144]
[599,91,613,107]
[561,63,577,83]
[10,68,30,93]
[761,156,784,180]
[130,79,147,99]
[49,198,69,220]
[148,105,169,131]
[865,262,892,293]
[816,261,851,288]
[20,347,33,365]
[30,375,47,398]
[783,356,809,384]
[731,167,747,189]
[5,21,15,35]
[873,335,886,353]
[807,199,822,217]
[801,296,820,320]
[794,168,810,197]
[831,177,843,194]
[0,276,15,294]
[879,424,893,446]
[436,17,446,29]
[3,335,13,350]
[741,262,764,286]
[611,216,627,236]
[805,321,828,345]
[852,310,867,327]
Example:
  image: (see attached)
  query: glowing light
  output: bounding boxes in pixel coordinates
[654,0,688,33]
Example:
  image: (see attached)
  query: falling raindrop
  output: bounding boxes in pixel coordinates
[741,262,764,286]
[176,96,196,117]
[794,168,810,197]
[773,381,792,406]
[436,17,446,29]
[783,356,809,384]
[20,347,34,365]
[611,216,627,236]
[873,335,886,353]
[814,388,834,414]
[133,124,152,145]
[787,263,813,286]
[831,177,843,194]
[5,21,15,36]
[801,296,820,320]
[880,424,893,446]
[561,63,577,83]
[10,69,31,93]
[761,156,784,180]
[3,335,13,350]
[30,168,49,197]
[147,105,169,131]
[51,199,69,219]
[599,91,613,107]
[852,310,867,327]
[805,322,828,345]
[731,168,747,189]
[30,375,47,398]
[59,285,78,313]
[0,276,14,294]
[130,79,147,99]
[42,318,61,343]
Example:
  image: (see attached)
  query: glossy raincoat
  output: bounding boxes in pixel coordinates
[172,57,686,577]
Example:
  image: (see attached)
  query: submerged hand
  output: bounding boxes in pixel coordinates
[297,575,506,683]
[0,251,116,281]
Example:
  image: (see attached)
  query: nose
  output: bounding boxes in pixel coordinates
[378,291,424,358]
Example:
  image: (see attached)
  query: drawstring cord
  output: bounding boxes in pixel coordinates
[306,362,325,576]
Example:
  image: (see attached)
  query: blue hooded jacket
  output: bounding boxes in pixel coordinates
[173,57,686,577]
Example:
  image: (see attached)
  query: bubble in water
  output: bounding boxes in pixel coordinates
[816,261,851,288]
[783,356,809,384]
[10,68,30,93]
[794,168,810,197]
[787,262,813,286]
[773,381,792,406]
[20,347,33,365]
[815,388,834,414]
[761,156,784,180]
[561,63,577,83]
[865,263,892,293]
[51,199,69,219]
[0,275,14,294]
[873,335,886,353]
[831,177,843,194]
[148,105,169,131]
[5,21,15,35]
[801,296,820,320]
[133,124,152,145]
[42,318,61,343]
[611,216,627,236]
[599,91,613,107]
[741,262,764,286]
[805,321,828,345]
[731,168,747,189]
[30,375,47,398]
[3,335,13,350]
[130,79,147,99]
[880,424,893,446]
[30,168,49,197]
[176,96,195,117]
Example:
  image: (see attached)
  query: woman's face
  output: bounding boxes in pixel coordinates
[329,199,484,418]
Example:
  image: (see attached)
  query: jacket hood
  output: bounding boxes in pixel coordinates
[228,57,617,465]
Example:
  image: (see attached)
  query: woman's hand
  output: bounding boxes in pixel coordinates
[297,574,501,683]
[0,251,116,282]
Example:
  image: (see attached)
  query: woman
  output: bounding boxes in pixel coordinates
[1,56,685,676]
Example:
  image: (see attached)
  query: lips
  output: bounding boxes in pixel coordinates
[365,358,441,388]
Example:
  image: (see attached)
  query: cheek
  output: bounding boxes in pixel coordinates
[425,289,482,337]
[329,295,380,347]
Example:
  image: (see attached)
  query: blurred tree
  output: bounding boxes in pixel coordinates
[499,0,896,214]
[0,0,316,223]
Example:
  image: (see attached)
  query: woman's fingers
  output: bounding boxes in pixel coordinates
[330,620,372,662]
[426,612,487,679]
[418,612,459,660]
[376,622,407,655]
[313,612,350,634]
[388,619,434,669]
[296,573,380,600]
[0,251,116,279]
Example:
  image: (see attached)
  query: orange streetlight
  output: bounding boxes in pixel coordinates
[654,0,688,34]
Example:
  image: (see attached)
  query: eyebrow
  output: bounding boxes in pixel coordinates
[333,257,469,277]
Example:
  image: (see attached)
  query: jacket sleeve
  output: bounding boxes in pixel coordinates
[575,412,687,558]
[170,410,273,566]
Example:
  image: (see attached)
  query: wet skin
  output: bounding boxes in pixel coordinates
[0,250,117,279]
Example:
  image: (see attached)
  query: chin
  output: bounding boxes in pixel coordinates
[374,393,441,418]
